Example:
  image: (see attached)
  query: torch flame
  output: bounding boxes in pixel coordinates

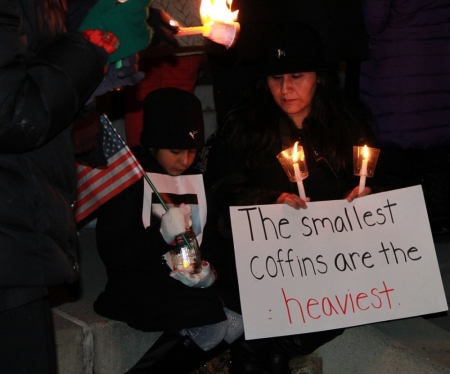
[200,0,238,25]
[363,145,369,160]
[292,141,299,163]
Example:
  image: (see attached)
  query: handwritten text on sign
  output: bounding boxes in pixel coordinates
[230,186,448,340]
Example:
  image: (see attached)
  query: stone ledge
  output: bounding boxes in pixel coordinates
[63,219,450,373]
[53,300,161,374]
[54,299,450,374]
[318,317,450,374]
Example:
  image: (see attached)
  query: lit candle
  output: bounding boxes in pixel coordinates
[182,249,190,269]
[176,22,239,48]
[293,142,307,200]
[358,145,369,194]
[176,26,211,37]
[175,0,239,48]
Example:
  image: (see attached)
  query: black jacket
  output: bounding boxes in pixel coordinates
[202,108,376,313]
[93,147,227,332]
[0,0,107,310]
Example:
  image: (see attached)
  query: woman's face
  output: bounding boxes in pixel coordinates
[156,149,198,176]
[267,72,318,128]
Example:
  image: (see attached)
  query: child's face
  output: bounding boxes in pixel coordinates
[156,149,198,176]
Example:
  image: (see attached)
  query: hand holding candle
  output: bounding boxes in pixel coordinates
[173,0,240,48]
[353,145,380,195]
[277,142,308,201]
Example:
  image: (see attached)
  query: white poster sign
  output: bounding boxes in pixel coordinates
[230,186,448,340]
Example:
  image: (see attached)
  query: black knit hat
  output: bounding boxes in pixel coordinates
[141,87,205,149]
[258,22,325,76]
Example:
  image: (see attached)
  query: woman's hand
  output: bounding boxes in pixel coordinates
[276,193,308,210]
[345,186,372,202]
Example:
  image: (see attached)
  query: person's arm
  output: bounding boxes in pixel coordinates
[361,0,392,35]
[96,180,173,272]
[0,2,107,153]
[0,1,107,153]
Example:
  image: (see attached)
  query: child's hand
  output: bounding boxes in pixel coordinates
[170,261,216,288]
[87,55,144,103]
[160,204,192,244]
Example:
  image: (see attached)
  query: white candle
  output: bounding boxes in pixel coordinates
[358,145,369,194]
[294,162,307,200]
[176,26,211,37]
[177,22,239,48]
[292,142,306,200]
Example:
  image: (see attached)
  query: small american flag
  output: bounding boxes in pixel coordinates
[74,114,144,222]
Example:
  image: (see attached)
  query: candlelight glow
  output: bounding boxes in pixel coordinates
[277,142,309,200]
[176,0,240,48]
[352,145,380,194]
[200,0,238,26]
[293,142,299,163]
[358,145,370,194]
[363,145,369,160]
[182,251,190,268]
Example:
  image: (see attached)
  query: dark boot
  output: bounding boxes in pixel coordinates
[228,338,269,374]
[125,330,183,374]
[267,353,290,374]
[125,331,229,374]
[265,330,344,374]
[196,340,231,373]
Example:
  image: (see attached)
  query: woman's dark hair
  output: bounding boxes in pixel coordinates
[226,68,371,172]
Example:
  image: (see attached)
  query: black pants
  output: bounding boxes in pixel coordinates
[0,297,57,374]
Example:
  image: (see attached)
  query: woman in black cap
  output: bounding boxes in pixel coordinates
[202,23,379,373]
[94,87,243,373]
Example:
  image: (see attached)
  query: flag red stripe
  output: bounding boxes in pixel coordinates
[76,161,141,208]
[75,172,141,222]
[76,165,90,180]
[74,116,144,223]
[76,150,133,195]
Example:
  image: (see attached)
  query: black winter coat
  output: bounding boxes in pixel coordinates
[93,147,227,332]
[202,109,377,313]
[200,110,376,353]
[0,0,107,311]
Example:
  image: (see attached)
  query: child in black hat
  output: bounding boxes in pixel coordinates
[94,87,243,373]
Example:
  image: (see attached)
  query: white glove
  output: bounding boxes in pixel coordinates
[169,261,216,288]
[160,204,192,244]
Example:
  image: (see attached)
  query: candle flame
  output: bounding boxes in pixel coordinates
[200,0,238,25]
[363,145,369,160]
[292,141,299,163]
[181,249,190,268]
